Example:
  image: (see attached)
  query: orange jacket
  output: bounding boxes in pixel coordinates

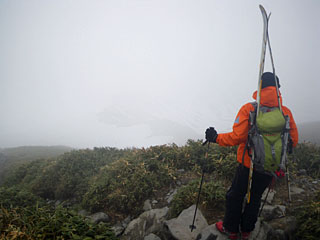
[216,86,299,168]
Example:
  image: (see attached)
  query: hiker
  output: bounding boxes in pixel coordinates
[205,72,298,240]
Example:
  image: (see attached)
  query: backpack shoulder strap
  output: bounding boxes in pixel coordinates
[249,102,258,126]
[250,101,258,110]
[241,102,258,167]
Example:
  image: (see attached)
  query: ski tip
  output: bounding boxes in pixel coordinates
[259,4,267,14]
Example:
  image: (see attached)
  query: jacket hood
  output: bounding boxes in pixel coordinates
[252,86,283,107]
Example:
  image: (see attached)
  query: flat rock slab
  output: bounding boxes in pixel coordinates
[88,212,110,224]
[260,205,286,221]
[290,186,305,195]
[122,207,169,240]
[144,233,161,240]
[261,189,276,204]
[196,224,225,240]
[165,205,208,240]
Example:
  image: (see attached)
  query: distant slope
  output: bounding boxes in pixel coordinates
[0,145,73,184]
[0,145,73,162]
[298,121,320,145]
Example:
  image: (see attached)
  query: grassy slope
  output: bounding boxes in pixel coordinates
[0,145,73,183]
[0,145,73,161]
[0,141,319,239]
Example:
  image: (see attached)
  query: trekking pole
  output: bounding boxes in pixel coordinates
[247,158,254,203]
[259,186,270,217]
[258,177,274,217]
[190,141,210,232]
[280,116,291,202]
[286,164,291,202]
[286,140,295,203]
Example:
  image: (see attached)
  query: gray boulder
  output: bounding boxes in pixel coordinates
[267,229,286,240]
[260,205,286,221]
[196,224,221,240]
[122,216,132,228]
[267,216,297,240]
[165,205,208,240]
[88,212,110,224]
[290,186,304,195]
[122,207,169,240]
[166,188,178,204]
[261,189,276,205]
[78,209,89,217]
[144,233,161,240]
[112,223,125,237]
[250,218,272,240]
[143,199,152,211]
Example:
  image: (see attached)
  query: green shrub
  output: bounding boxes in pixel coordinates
[194,144,238,180]
[3,147,129,201]
[47,148,128,200]
[0,205,117,240]
[3,159,50,188]
[289,143,320,178]
[211,149,238,181]
[82,155,175,216]
[0,185,117,239]
[0,186,44,209]
[2,141,319,239]
[169,179,226,218]
[294,191,320,240]
[133,141,204,171]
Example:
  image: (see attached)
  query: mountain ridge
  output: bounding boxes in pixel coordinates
[297,120,320,144]
[0,145,73,184]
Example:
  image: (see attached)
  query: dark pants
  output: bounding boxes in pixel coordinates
[223,164,273,233]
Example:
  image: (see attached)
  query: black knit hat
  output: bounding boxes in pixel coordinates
[261,72,280,89]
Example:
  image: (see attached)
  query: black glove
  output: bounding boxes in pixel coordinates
[205,127,218,143]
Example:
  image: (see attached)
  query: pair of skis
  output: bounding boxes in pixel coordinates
[256,5,282,115]
[246,5,291,204]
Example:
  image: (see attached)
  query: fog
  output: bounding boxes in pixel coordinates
[1,0,319,149]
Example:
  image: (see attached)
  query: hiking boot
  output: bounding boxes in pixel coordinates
[241,232,251,240]
[215,221,239,240]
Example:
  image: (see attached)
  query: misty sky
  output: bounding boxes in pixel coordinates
[1,0,320,149]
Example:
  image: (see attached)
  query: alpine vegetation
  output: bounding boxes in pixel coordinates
[0,141,319,239]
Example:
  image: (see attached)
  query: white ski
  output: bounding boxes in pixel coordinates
[247,5,270,204]
[256,5,270,115]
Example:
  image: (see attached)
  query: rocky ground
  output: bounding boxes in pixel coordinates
[73,169,320,240]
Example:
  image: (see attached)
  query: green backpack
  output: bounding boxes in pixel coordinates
[249,102,288,173]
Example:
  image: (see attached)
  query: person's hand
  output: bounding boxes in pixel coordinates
[205,127,218,143]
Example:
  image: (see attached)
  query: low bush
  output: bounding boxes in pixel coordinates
[3,147,129,201]
[0,205,117,240]
[0,186,117,239]
[289,142,320,178]
[169,179,226,218]
[0,186,44,209]
[82,155,175,216]
[294,191,320,240]
[3,159,50,188]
